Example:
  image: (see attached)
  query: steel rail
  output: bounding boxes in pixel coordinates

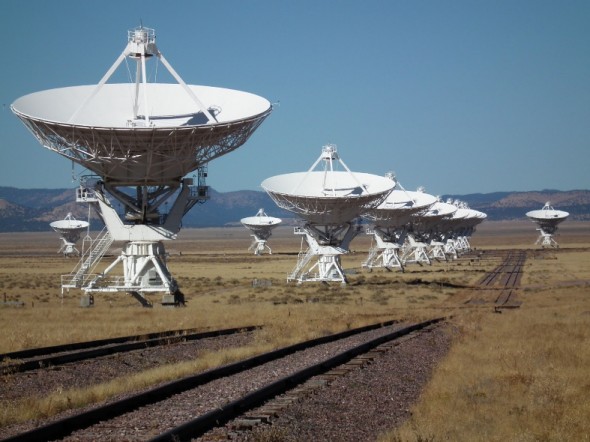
[0,319,405,442]
[479,251,526,288]
[149,317,445,442]
[493,251,526,309]
[0,325,261,375]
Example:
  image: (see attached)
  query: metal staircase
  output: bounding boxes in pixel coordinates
[287,247,315,282]
[62,227,114,289]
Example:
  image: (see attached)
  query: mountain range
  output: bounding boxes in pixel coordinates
[0,186,588,232]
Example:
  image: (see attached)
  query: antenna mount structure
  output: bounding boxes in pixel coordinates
[240,209,282,255]
[526,202,569,248]
[12,26,272,305]
[262,145,394,284]
[50,213,90,257]
[362,177,437,272]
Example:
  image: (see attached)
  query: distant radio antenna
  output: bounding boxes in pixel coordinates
[50,213,89,257]
[526,202,569,247]
[240,209,282,255]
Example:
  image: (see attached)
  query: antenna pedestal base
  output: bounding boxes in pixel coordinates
[249,235,272,255]
[288,223,360,284]
[427,241,447,261]
[82,241,182,305]
[58,239,81,257]
[536,231,559,248]
[400,234,431,266]
[454,236,471,253]
[362,227,405,272]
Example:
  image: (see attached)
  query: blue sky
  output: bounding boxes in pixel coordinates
[1,0,588,196]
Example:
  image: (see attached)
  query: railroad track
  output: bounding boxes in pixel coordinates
[1,318,444,442]
[0,325,260,375]
[470,250,526,309]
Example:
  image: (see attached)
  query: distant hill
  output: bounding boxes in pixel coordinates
[442,190,590,221]
[0,186,587,232]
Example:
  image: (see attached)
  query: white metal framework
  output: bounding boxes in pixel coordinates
[404,199,457,264]
[12,26,272,305]
[362,177,436,272]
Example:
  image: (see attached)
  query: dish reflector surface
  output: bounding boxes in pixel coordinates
[50,218,89,233]
[262,171,394,225]
[241,216,282,228]
[12,84,271,185]
[12,84,271,128]
[364,189,437,227]
[526,202,569,231]
[526,209,569,221]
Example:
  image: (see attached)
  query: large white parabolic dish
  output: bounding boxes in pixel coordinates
[411,200,458,232]
[12,84,271,185]
[241,209,282,237]
[261,171,394,225]
[363,189,437,228]
[526,208,569,223]
[50,216,89,238]
[526,202,569,232]
[526,209,569,221]
[240,215,282,229]
[50,213,89,248]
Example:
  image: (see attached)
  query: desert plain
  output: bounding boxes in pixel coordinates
[0,219,589,441]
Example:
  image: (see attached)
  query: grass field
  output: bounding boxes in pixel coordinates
[1,220,589,439]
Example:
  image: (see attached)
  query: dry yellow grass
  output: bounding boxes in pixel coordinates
[1,221,589,437]
[0,226,489,352]
[381,248,590,442]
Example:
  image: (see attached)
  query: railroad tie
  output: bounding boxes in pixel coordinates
[230,328,429,435]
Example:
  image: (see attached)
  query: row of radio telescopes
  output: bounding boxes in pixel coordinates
[13,26,568,306]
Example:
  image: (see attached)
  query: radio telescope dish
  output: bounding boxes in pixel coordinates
[262,147,394,226]
[11,27,272,186]
[240,208,282,255]
[411,199,458,231]
[399,199,458,266]
[363,175,437,228]
[434,201,487,256]
[262,144,394,284]
[12,26,272,306]
[362,175,437,272]
[50,213,90,257]
[526,202,569,248]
